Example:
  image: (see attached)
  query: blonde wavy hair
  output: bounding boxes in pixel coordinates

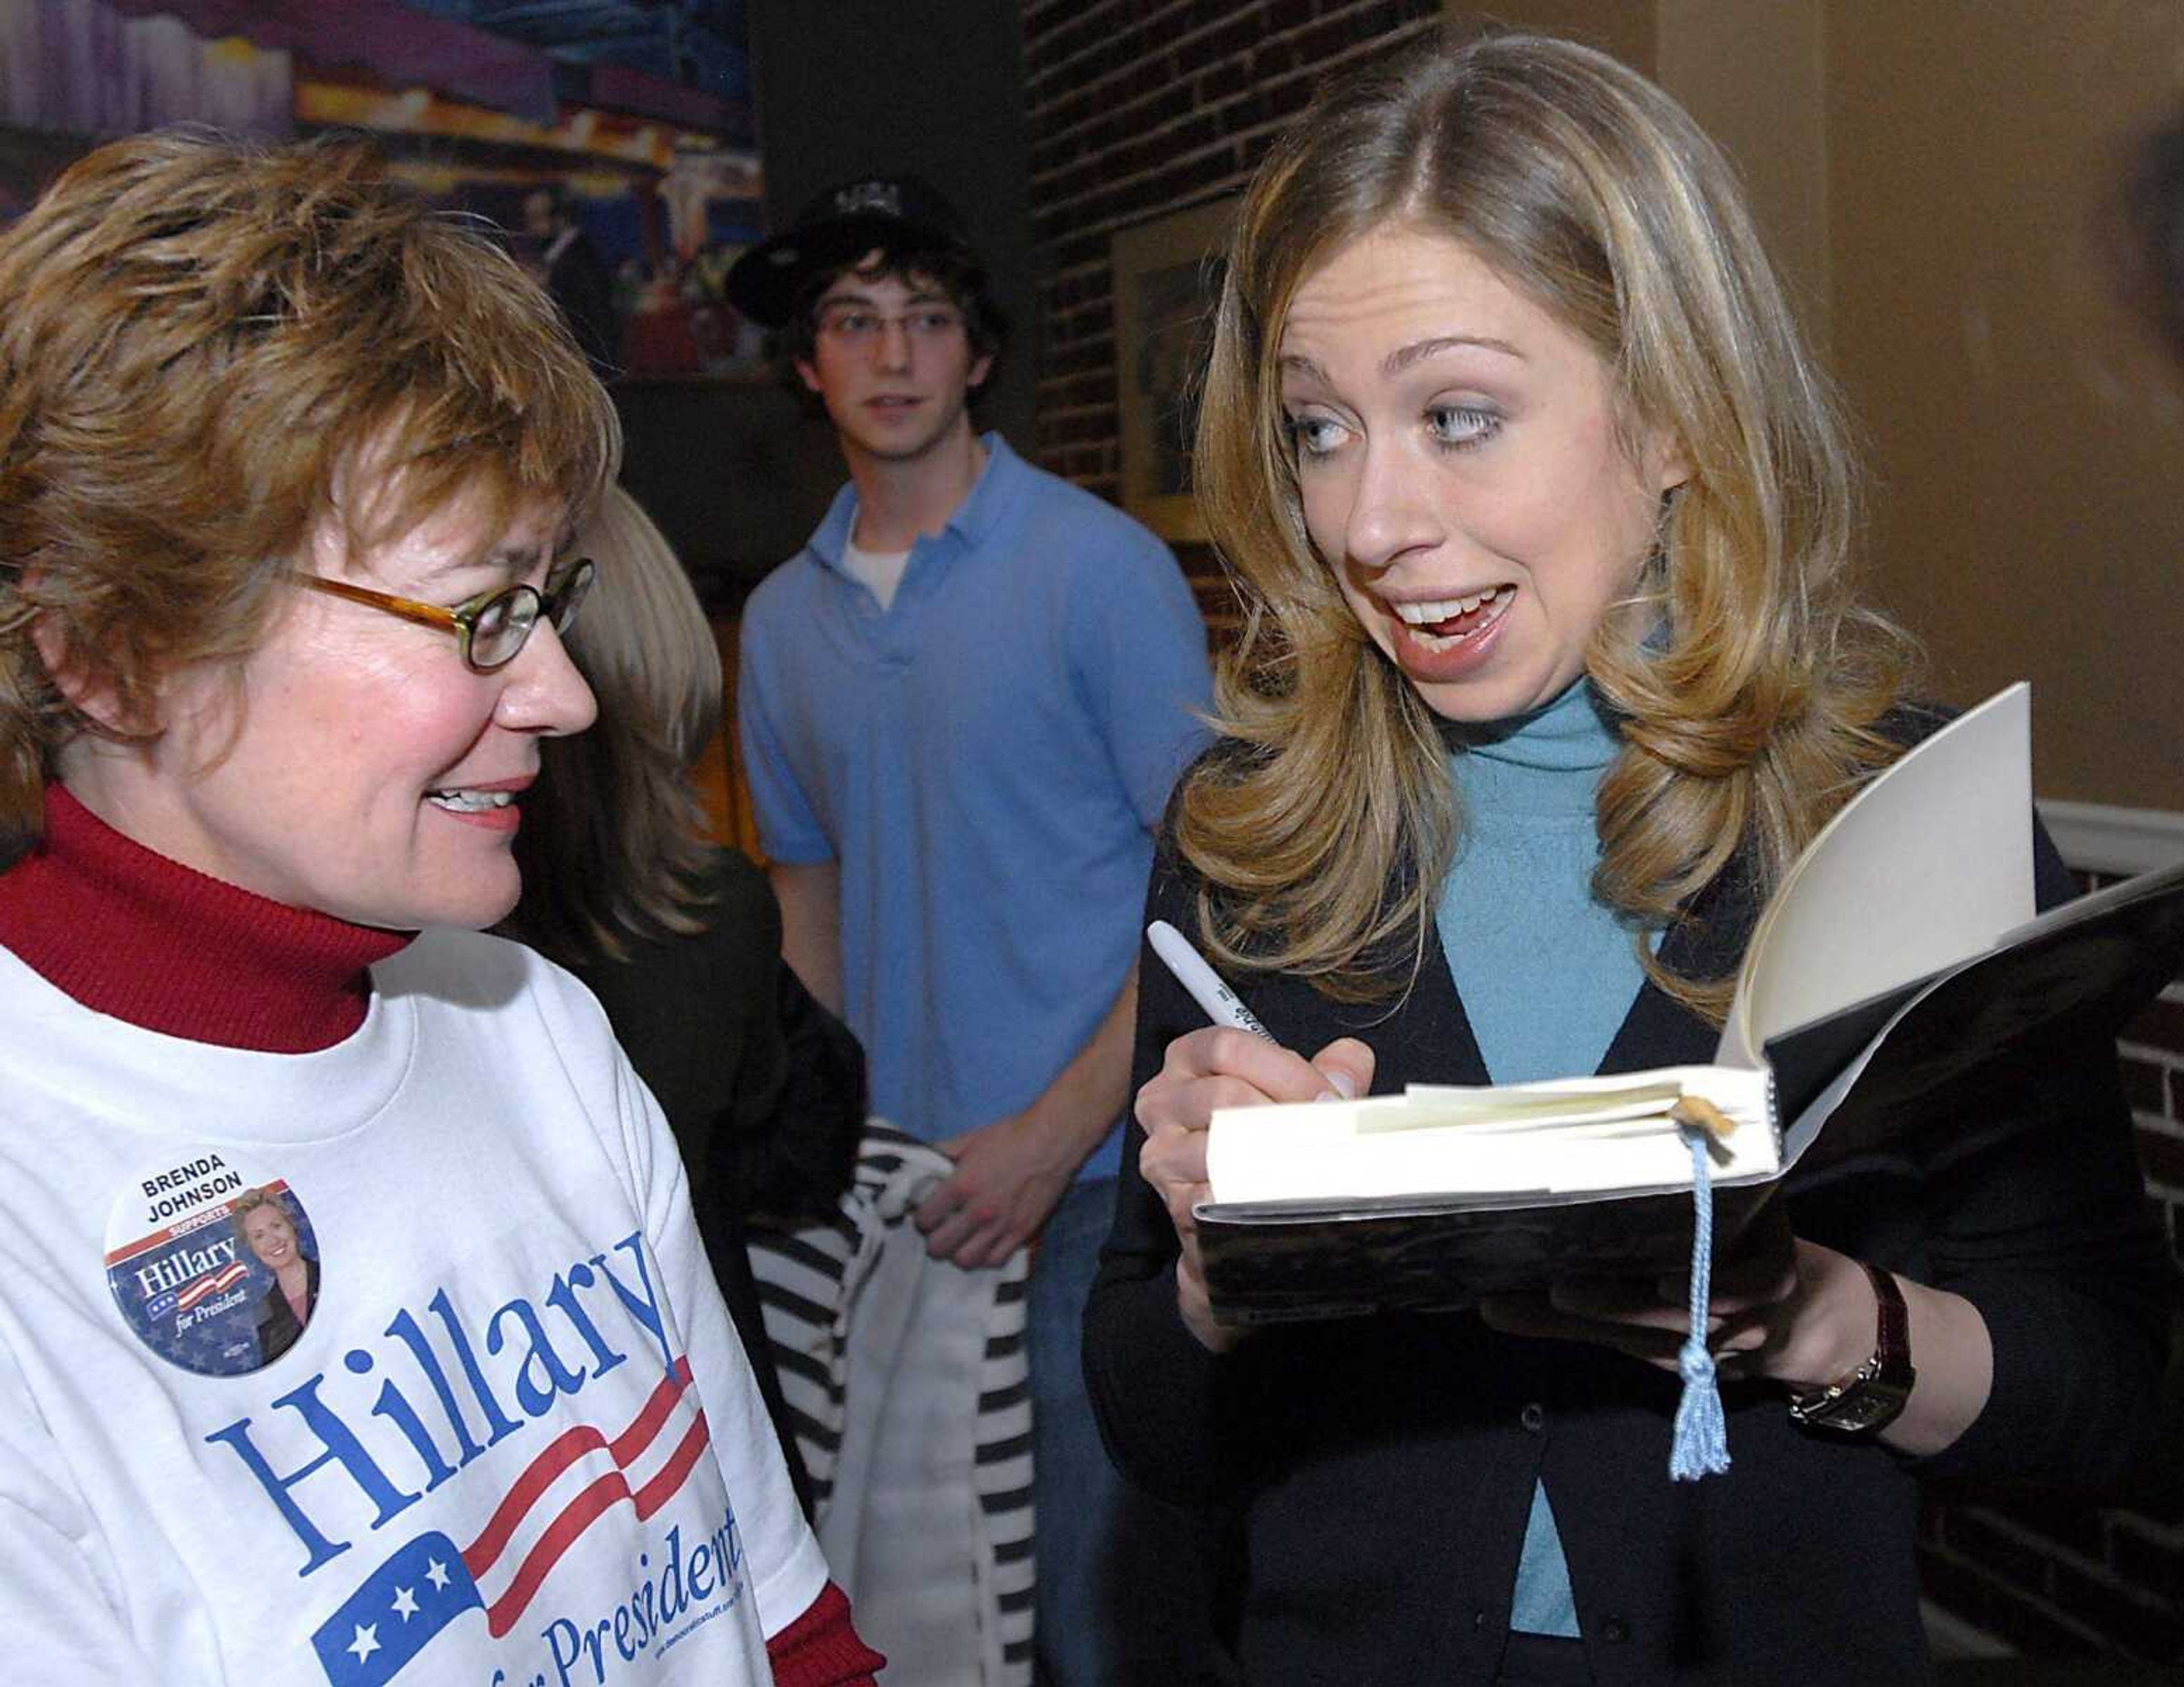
[506,487,721,967]
[0,131,620,853]
[1183,28,1915,1020]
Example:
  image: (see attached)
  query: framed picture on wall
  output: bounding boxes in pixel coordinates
[1112,196,1237,541]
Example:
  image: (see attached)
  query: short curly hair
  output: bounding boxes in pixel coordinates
[0,131,621,852]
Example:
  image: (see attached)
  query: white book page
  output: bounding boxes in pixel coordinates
[1723,685,2036,1062]
[1206,1067,1774,1204]
[1400,1068,1742,1129]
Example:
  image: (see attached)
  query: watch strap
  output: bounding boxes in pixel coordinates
[1871,1261,1909,1370]
[1787,1262,1915,1435]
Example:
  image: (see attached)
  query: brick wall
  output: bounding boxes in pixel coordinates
[2119,971,2184,1269]
[1022,0,1440,509]
[1020,3,2184,1665]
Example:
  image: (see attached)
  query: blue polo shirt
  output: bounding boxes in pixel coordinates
[737,436,1212,1179]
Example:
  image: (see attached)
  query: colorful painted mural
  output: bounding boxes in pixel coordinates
[0,0,764,375]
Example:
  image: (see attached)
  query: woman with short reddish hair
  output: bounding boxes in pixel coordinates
[0,132,878,1685]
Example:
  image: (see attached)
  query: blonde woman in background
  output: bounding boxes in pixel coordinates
[503,487,868,1519]
[1085,31,2169,1686]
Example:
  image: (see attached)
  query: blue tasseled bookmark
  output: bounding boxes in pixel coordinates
[1668,1123,1731,1481]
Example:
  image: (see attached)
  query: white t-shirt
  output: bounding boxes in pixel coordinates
[0,928,829,1685]
[841,536,913,612]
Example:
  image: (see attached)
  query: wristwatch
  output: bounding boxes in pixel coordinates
[1786,1262,1915,1435]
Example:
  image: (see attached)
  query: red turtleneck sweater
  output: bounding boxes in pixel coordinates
[0,785,882,1685]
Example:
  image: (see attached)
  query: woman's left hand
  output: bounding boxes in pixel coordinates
[1476,1206,1880,1388]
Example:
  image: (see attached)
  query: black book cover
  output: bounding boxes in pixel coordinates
[1198,863,2184,1325]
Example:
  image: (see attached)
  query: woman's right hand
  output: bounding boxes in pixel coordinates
[1136,1026,1375,1352]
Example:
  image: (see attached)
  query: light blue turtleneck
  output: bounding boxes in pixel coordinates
[1435,675,1649,1640]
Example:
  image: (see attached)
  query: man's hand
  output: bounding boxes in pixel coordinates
[911,965,1145,1270]
[915,1112,1078,1269]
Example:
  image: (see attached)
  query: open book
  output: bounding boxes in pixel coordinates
[1196,684,2184,1324]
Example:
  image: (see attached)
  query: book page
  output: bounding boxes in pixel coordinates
[1206,1067,1774,1204]
[1776,855,2184,1169]
[1723,685,2036,1060]
[1401,1071,1718,1130]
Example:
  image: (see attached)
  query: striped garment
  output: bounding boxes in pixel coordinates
[748,1126,1036,1685]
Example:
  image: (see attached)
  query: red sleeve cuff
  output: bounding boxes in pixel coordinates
[768,1581,886,1686]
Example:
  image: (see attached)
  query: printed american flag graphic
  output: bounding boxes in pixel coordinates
[308,1356,711,1686]
[175,1261,250,1310]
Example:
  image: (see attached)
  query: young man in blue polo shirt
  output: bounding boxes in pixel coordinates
[727,179,1217,1685]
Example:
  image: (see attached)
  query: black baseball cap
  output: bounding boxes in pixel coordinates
[725,173,977,327]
